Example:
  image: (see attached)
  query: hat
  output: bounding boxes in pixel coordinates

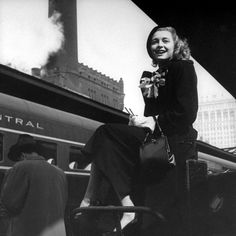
[8,134,41,162]
[146,26,160,60]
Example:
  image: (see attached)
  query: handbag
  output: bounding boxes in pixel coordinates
[139,118,176,167]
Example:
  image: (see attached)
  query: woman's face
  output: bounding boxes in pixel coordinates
[150,30,175,62]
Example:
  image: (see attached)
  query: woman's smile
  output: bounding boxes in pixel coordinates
[150,30,174,61]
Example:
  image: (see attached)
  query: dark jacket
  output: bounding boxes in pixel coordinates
[0,156,68,236]
[143,59,198,136]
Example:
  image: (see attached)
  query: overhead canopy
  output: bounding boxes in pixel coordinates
[131,2,236,98]
[0,64,128,124]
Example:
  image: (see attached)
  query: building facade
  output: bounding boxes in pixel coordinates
[194,94,236,148]
[41,62,125,110]
[42,0,124,111]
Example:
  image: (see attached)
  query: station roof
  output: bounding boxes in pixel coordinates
[0,64,128,124]
[131,2,236,99]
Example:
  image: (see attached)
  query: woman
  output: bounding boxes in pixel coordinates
[80,26,198,233]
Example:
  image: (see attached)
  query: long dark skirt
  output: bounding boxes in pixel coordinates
[82,123,149,201]
[81,123,198,235]
[82,123,197,202]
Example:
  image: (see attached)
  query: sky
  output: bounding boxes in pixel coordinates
[0,0,233,115]
[0,0,64,72]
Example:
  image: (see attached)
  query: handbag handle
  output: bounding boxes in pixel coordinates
[152,116,172,155]
[152,116,164,136]
[142,116,163,144]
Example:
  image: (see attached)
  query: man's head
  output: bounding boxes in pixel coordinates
[8,134,42,162]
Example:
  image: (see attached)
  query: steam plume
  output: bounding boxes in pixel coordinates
[0,0,64,74]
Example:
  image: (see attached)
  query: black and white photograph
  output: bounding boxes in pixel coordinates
[0,1,236,235]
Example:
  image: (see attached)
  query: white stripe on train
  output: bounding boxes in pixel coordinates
[0,166,90,176]
[0,127,85,146]
[0,127,91,175]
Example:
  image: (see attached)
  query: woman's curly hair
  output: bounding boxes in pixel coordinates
[146,26,191,67]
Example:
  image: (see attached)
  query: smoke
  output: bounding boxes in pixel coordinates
[0,0,64,74]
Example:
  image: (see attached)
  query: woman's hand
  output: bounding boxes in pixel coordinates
[128,115,156,132]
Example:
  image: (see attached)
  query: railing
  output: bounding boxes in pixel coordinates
[197,140,236,171]
[72,206,166,236]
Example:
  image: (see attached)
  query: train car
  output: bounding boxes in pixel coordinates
[1,65,236,235]
[1,91,236,236]
[0,91,104,235]
[197,142,236,236]
[0,91,205,236]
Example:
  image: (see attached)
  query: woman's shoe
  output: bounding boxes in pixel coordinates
[102,232,117,236]
[80,198,91,208]
[121,215,138,233]
[76,198,91,216]
[76,198,101,216]
[111,213,138,234]
[120,213,137,230]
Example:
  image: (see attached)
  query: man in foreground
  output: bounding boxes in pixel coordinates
[0,134,68,236]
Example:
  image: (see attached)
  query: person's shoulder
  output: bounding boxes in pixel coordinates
[169,59,194,68]
[8,161,30,174]
[168,59,195,74]
[12,160,37,172]
[51,164,66,176]
[13,158,45,169]
[13,160,26,168]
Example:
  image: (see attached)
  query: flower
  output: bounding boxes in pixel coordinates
[139,68,168,98]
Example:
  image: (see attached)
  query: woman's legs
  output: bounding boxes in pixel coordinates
[84,124,147,199]
[80,163,103,207]
[119,195,136,229]
[80,124,147,230]
[82,174,136,230]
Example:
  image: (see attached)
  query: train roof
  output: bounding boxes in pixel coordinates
[0,92,102,143]
[0,64,128,124]
[197,140,236,164]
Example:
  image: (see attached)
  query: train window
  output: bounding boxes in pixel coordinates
[0,134,3,161]
[37,141,57,165]
[47,158,56,165]
[69,161,78,169]
[69,146,90,170]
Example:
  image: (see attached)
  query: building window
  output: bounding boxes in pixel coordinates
[217,110,221,121]
[210,111,215,121]
[198,112,202,121]
[230,110,235,120]
[204,111,209,121]
[223,110,228,120]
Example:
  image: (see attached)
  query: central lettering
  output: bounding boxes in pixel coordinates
[0,114,44,130]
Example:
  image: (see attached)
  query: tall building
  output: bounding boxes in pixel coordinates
[47,0,78,71]
[43,62,124,110]
[40,0,125,110]
[194,93,236,148]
